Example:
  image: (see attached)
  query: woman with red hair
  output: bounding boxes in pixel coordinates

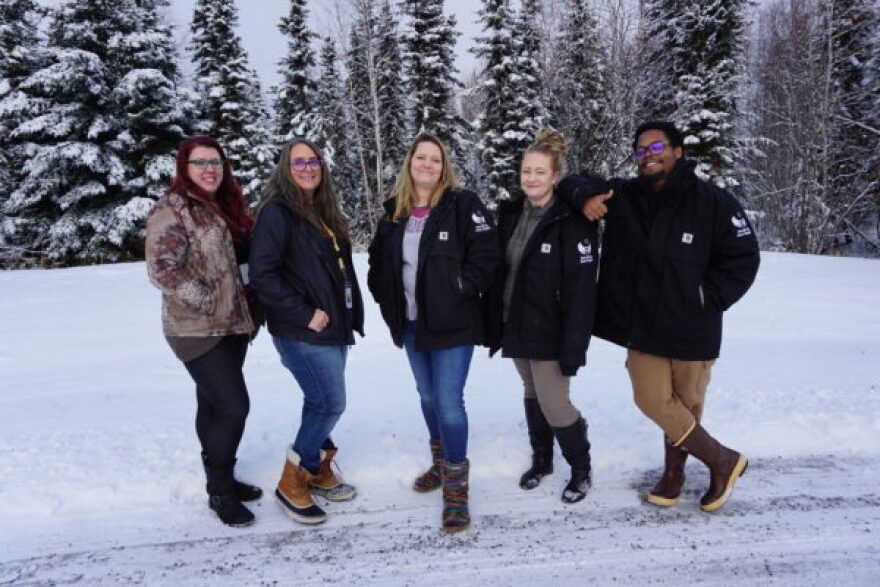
[145,136,262,527]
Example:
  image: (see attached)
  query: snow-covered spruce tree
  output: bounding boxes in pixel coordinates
[107,0,197,257]
[640,0,748,188]
[4,0,131,266]
[400,0,469,175]
[376,0,408,181]
[473,0,519,205]
[316,37,365,243]
[274,0,318,143]
[548,0,615,175]
[190,0,271,201]
[637,0,680,121]
[511,0,547,144]
[0,0,46,266]
[824,0,880,246]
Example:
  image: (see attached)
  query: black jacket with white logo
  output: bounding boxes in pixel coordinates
[249,197,364,345]
[486,195,599,376]
[559,159,760,360]
[367,188,500,351]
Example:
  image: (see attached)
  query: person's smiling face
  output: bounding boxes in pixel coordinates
[635,129,682,187]
[409,141,443,196]
[187,146,223,195]
[520,151,558,205]
[289,142,322,198]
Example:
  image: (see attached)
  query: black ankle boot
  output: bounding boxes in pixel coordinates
[205,464,255,527]
[202,453,263,502]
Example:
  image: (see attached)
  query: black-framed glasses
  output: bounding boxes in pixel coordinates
[634,141,668,161]
[188,158,224,168]
[291,158,323,171]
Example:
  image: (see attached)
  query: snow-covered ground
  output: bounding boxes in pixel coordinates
[1,251,878,586]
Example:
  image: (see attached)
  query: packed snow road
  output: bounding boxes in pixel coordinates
[2,454,878,585]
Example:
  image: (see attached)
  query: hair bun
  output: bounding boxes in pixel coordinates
[532,128,566,155]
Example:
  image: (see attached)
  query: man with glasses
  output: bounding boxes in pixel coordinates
[560,120,760,512]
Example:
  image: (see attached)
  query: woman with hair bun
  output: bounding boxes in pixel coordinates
[487,129,599,504]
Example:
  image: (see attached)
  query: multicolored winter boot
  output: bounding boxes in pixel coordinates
[413,438,444,493]
[441,460,470,533]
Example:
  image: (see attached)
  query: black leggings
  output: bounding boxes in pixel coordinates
[183,335,250,469]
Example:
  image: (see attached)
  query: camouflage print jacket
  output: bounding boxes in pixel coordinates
[145,191,254,337]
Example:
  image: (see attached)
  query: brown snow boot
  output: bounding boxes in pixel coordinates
[309,447,357,502]
[276,447,327,525]
[441,460,470,533]
[680,424,748,512]
[646,437,688,507]
[413,438,444,493]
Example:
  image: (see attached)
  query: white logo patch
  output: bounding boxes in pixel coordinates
[682,232,694,244]
[439,231,449,241]
[577,238,594,264]
[471,211,491,233]
[731,214,752,237]
[541,243,552,254]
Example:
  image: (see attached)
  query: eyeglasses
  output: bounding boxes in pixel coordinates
[291,158,323,171]
[634,141,668,161]
[188,159,224,169]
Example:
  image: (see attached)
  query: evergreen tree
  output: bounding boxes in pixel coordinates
[274,0,318,142]
[400,0,469,173]
[108,0,196,255]
[473,0,519,204]
[375,0,407,180]
[4,0,129,265]
[0,0,45,265]
[347,7,385,238]
[511,0,547,142]
[190,0,270,201]
[549,0,614,175]
[316,37,362,238]
[640,0,748,188]
[826,0,880,236]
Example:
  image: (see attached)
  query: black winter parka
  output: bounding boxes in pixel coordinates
[486,195,599,376]
[367,188,500,351]
[249,197,364,345]
[559,159,760,361]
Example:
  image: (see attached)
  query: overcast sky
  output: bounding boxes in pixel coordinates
[169,0,482,90]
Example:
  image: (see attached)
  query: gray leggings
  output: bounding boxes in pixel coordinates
[512,358,581,428]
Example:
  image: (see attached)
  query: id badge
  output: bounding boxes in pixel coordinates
[345,285,353,309]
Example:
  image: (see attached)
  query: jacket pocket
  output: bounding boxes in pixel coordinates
[422,250,470,332]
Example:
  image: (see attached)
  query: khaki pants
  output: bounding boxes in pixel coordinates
[625,350,714,444]
[513,358,581,428]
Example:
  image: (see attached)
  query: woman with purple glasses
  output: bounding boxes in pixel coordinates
[249,139,365,526]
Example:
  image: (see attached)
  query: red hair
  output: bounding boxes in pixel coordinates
[168,136,253,241]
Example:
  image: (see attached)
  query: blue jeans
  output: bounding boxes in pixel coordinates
[273,337,348,473]
[402,322,474,462]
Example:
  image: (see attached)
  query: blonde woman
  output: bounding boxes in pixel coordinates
[367,134,500,533]
[487,129,598,503]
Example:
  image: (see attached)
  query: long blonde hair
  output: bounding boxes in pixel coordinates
[524,128,567,175]
[391,133,459,222]
[255,138,349,240]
